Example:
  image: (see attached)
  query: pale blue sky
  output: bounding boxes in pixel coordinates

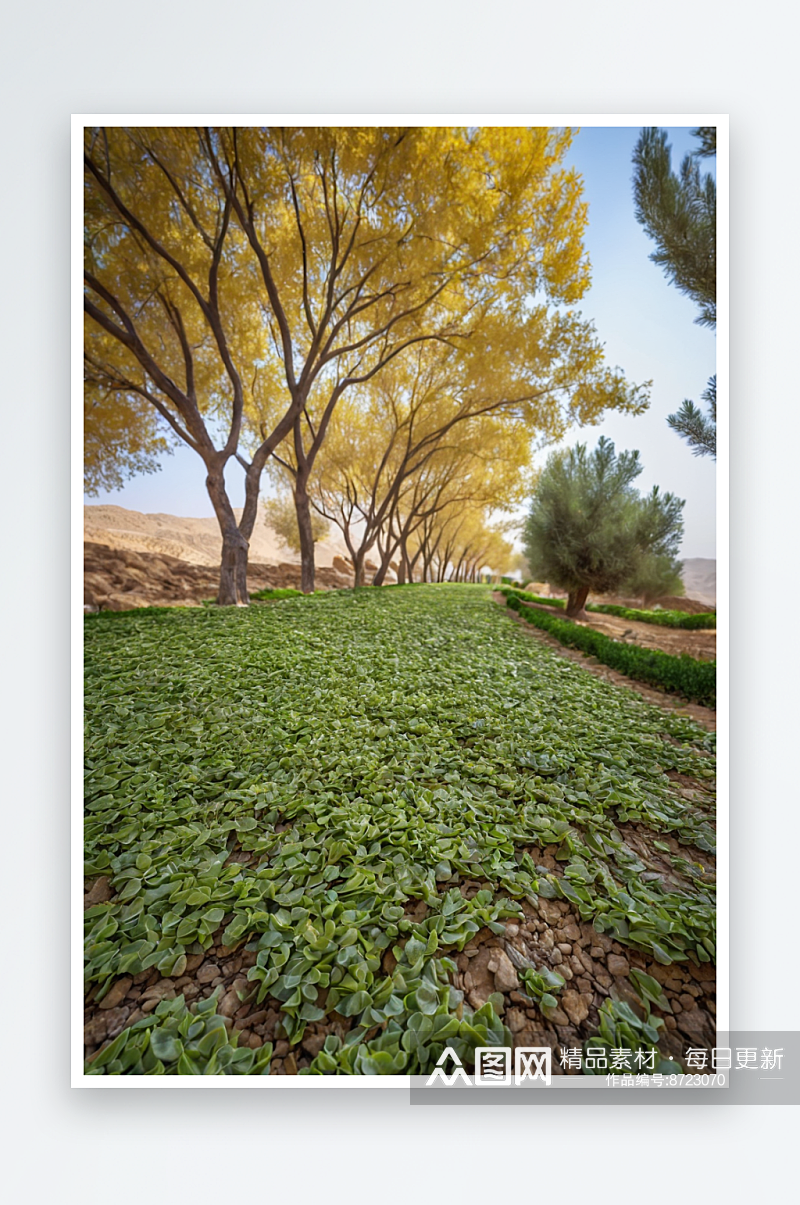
[85,125,716,559]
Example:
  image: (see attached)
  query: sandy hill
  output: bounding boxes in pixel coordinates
[680,558,716,607]
[84,503,350,568]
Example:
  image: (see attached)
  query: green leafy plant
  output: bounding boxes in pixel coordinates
[502,589,715,630]
[84,584,715,1073]
[519,966,566,1021]
[85,987,273,1076]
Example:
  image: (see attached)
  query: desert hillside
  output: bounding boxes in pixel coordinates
[84,502,351,568]
[680,558,716,606]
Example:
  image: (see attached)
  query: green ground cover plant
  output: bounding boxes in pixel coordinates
[503,588,715,629]
[250,587,306,601]
[84,585,715,1075]
[501,590,715,706]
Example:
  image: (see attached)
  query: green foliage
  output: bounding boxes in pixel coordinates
[587,603,715,630]
[632,127,716,329]
[84,585,714,1073]
[503,589,715,629]
[85,987,274,1076]
[621,550,685,605]
[633,128,717,459]
[522,437,684,609]
[519,966,566,1022]
[667,377,717,460]
[581,979,682,1076]
[264,496,329,554]
[250,587,305,602]
[503,590,716,706]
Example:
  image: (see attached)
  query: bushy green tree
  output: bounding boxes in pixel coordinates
[621,551,685,605]
[264,495,329,554]
[522,437,684,617]
[632,126,717,459]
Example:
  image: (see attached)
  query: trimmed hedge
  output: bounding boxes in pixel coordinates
[586,602,716,630]
[502,591,716,707]
[502,588,715,630]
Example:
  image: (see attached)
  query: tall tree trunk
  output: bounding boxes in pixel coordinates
[373,537,400,586]
[566,584,590,619]
[293,477,316,593]
[206,467,249,606]
[354,547,367,587]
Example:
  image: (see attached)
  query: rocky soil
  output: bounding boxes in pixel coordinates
[560,606,715,662]
[84,869,715,1074]
[496,596,716,730]
[84,542,353,610]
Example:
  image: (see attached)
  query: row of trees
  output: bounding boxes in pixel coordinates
[84,126,649,601]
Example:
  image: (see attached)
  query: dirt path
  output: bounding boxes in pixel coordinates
[519,598,715,661]
[493,593,716,731]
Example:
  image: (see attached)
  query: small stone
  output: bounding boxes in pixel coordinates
[274,1039,290,1059]
[141,980,175,1001]
[98,977,132,1010]
[550,1007,570,1027]
[537,899,561,924]
[558,964,574,981]
[505,924,520,937]
[577,950,595,975]
[676,1008,709,1042]
[196,962,219,984]
[550,948,563,965]
[560,923,581,942]
[468,989,490,1011]
[104,1006,131,1039]
[557,942,572,954]
[284,1053,298,1075]
[84,1016,108,1046]
[248,1034,263,1050]
[142,998,159,1013]
[487,949,519,993]
[506,1008,528,1034]
[218,990,240,1018]
[301,1033,326,1058]
[590,946,605,960]
[84,877,113,907]
[540,930,555,952]
[185,953,205,973]
[607,954,630,977]
[679,993,696,1011]
[561,990,591,1026]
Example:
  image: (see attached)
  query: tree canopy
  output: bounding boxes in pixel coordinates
[85,125,650,600]
[632,126,717,459]
[522,436,685,616]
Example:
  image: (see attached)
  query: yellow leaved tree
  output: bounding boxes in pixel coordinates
[85,125,646,601]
